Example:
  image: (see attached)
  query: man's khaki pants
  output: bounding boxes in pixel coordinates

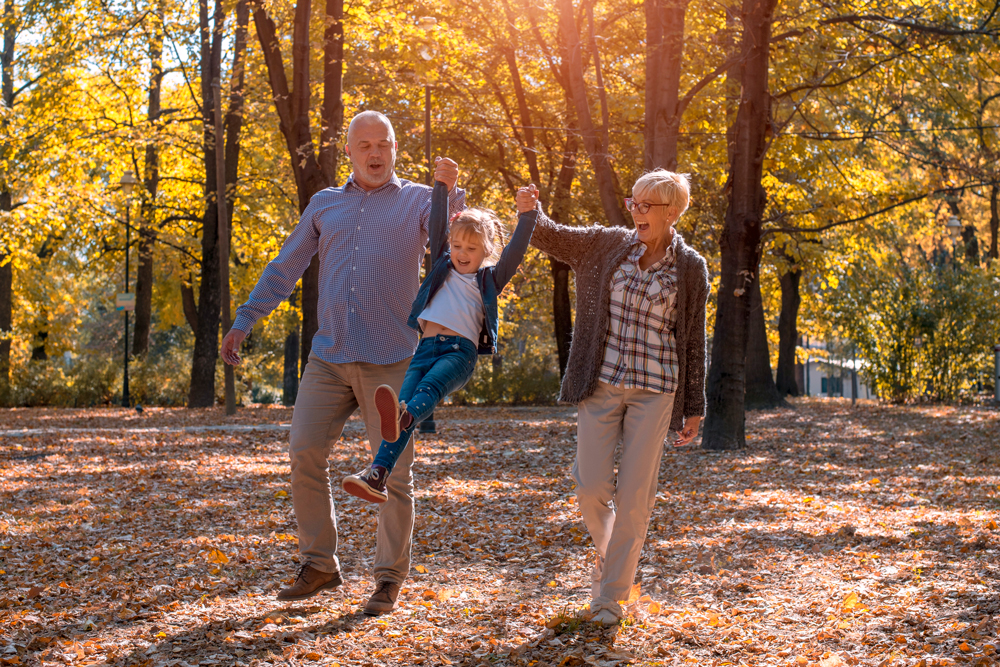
[289,353,415,584]
[574,381,675,617]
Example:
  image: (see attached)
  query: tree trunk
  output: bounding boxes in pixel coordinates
[132,223,155,357]
[224,0,250,209]
[0,0,15,401]
[500,0,540,186]
[188,0,249,407]
[0,254,9,403]
[776,263,801,397]
[300,256,319,372]
[724,5,741,163]
[502,66,539,180]
[702,0,778,450]
[744,277,783,409]
[990,183,999,262]
[644,0,688,171]
[318,0,344,186]
[547,132,579,378]
[496,5,575,377]
[283,329,299,405]
[962,224,980,264]
[549,259,572,376]
[943,194,979,264]
[30,326,47,360]
[181,278,198,332]
[188,205,222,408]
[132,0,165,358]
[188,0,226,407]
[556,0,628,228]
[497,16,578,378]
[30,236,55,362]
[252,0,344,374]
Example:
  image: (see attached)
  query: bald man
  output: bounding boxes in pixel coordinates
[222,111,464,615]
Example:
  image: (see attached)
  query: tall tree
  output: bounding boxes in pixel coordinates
[546,138,579,377]
[0,0,75,390]
[131,0,166,358]
[188,0,250,407]
[30,235,57,360]
[990,184,999,261]
[702,0,778,449]
[775,255,801,396]
[495,0,576,375]
[744,275,784,408]
[644,0,688,171]
[0,0,15,400]
[251,0,344,375]
[556,0,628,228]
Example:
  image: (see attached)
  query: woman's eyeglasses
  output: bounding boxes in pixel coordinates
[624,198,671,215]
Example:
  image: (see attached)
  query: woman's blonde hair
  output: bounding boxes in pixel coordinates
[450,207,505,265]
[632,169,691,215]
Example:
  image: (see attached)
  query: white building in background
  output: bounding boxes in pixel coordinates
[796,338,875,399]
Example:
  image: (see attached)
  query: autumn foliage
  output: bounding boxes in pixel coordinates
[0,0,998,409]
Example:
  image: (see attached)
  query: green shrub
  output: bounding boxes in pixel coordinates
[451,345,561,405]
[10,353,119,407]
[828,252,1000,402]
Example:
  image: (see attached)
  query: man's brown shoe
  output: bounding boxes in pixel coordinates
[276,564,344,602]
[363,580,401,615]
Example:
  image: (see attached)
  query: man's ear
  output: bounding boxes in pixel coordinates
[344,143,352,157]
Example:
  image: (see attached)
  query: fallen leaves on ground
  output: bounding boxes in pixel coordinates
[1,398,999,666]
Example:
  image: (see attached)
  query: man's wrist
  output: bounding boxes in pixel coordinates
[231,314,255,335]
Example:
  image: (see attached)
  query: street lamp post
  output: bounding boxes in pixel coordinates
[119,170,138,407]
[418,16,438,434]
[418,16,437,187]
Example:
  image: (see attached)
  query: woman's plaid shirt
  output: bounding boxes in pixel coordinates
[598,234,680,394]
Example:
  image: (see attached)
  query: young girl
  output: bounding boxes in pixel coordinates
[342,181,539,502]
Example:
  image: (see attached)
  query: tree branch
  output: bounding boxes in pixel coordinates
[821,5,1000,37]
[763,182,992,235]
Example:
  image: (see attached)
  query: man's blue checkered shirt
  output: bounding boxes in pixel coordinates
[232,173,466,365]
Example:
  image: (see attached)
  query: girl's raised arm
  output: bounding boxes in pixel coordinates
[427,180,450,265]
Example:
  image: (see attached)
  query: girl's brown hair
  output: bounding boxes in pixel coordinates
[449,208,505,265]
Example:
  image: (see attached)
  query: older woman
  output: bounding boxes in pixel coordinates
[518,170,709,626]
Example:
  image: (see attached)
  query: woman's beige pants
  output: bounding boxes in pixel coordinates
[574,380,675,617]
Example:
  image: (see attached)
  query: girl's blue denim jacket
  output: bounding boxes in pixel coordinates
[407,182,538,355]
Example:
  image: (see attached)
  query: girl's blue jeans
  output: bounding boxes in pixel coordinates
[374,334,478,472]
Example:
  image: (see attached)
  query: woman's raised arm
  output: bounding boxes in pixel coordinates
[516,185,609,269]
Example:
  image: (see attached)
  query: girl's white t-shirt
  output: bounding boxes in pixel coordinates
[418,268,485,344]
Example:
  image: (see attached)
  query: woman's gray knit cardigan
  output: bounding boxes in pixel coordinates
[530,208,710,432]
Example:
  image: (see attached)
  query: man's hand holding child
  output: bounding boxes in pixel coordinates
[433,156,460,192]
[516,184,539,213]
